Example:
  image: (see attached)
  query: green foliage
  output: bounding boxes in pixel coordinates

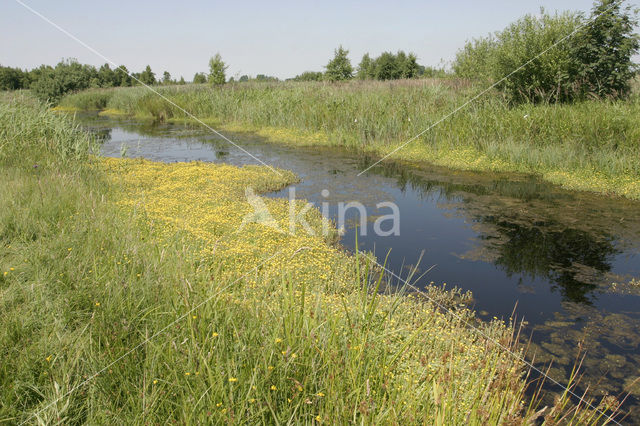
[454,10,581,103]
[1,97,615,424]
[208,53,227,85]
[0,66,26,90]
[324,46,353,81]
[374,52,401,80]
[30,59,99,103]
[139,65,156,85]
[115,65,132,87]
[569,0,640,99]
[292,71,324,82]
[97,64,117,88]
[255,74,279,82]
[192,72,207,84]
[454,1,639,103]
[356,54,374,79]
[356,51,421,81]
[162,71,172,84]
[61,77,640,198]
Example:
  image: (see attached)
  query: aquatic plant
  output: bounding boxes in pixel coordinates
[59,77,640,199]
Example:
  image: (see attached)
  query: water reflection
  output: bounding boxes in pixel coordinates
[81,114,640,422]
[485,219,618,305]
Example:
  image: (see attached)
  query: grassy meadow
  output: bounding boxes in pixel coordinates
[58,78,640,199]
[0,95,624,423]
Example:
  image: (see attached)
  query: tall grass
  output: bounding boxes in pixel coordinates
[1,95,622,423]
[60,79,640,199]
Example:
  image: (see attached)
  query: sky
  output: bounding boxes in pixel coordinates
[0,0,627,81]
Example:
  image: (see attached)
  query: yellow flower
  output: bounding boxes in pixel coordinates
[228,377,237,382]
[212,332,219,337]
[9,268,14,271]
[316,392,325,397]
[3,272,7,276]
[270,385,277,391]
[249,398,256,403]
[45,355,52,362]
[267,365,274,370]
[185,372,190,376]
[275,338,283,343]
[315,415,322,423]
[95,302,100,306]
[192,315,197,319]
[153,379,158,384]
[68,248,72,251]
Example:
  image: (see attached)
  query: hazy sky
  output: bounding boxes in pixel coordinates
[0,0,615,80]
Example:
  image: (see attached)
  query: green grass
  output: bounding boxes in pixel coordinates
[0,94,621,423]
[60,78,640,199]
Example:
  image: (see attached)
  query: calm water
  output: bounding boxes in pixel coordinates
[83,114,640,422]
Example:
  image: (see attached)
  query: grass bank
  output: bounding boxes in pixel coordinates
[1,95,619,423]
[59,79,640,200]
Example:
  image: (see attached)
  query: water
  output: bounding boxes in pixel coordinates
[84,114,640,422]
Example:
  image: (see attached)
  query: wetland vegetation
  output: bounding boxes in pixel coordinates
[3,94,623,424]
[2,0,640,423]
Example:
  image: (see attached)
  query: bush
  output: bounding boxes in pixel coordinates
[454,10,580,103]
[453,1,640,103]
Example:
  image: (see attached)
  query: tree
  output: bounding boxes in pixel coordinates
[113,65,131,86]
[374,52,401,80]
[115,65,131,86]
[0,66,25,90]
[356,54,374,80]
[98,63,116,87]
[193,72,207,84]
[139,65,156,85]
[178,76,186,85]
[399,52,420,78]
[162,71,172,84]
[292,71,323,82]
[239,75,249,82]
[569,0,639,99]
[325,46,353,81]
[30,59,97,102]
[208,53,227,85]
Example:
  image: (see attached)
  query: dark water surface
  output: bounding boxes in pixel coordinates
[83,114,640,422]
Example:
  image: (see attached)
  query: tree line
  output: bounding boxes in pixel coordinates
[292,47,445,82]
[1,0,636,104]
[0,60,188,102]
[295,0,638,103]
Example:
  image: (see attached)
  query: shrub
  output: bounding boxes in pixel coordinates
[453,1,639,103]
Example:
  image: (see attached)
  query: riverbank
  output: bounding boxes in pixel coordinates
[58,79,640,200]
[1,95,618,423]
